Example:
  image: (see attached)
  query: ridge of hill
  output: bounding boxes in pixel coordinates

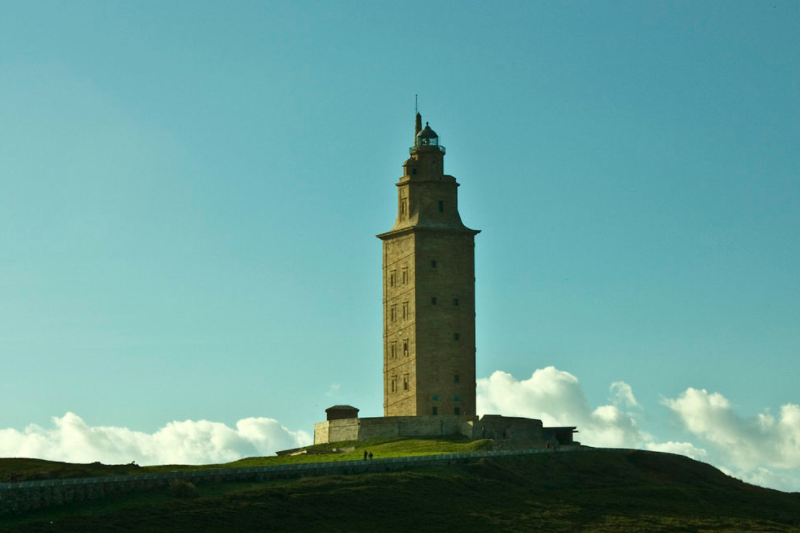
[0,436,491,482]
[1,439,799,532]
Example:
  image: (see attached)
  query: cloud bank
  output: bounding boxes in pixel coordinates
[0,413,311,466]
[476,366,800,493]
[663,388,800,491]
[477,366,650,448]
[1,368,797,493]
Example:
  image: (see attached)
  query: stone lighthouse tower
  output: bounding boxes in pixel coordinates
[377,113,480,418]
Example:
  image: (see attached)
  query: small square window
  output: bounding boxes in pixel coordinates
[432,406,438,415]
[431,260,437,268]
[438,200,444,213]
[431,297,437,305]
[454,333,460,341]
[454,407,460,416]
[454,374,460,384]
[453,298,459,306]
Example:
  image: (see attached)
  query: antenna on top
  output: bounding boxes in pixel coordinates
[415,94,418,114]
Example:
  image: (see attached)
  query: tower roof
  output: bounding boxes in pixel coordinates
[416,122,438,141]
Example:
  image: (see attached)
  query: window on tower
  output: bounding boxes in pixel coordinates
[390,271,396,287]
[402,268,408,284]
[391,305,397,321]
[454,407,461,416]
[391,377,397,393]
[432,406,438,415]
[431,260,437,268]
[431,297,437,305]
[403,339,409,356]
[438,200,444,213]
[402,301,408,319]
[391,342,397,358]
[454,374,460,383]
[453,298,459,306]
[403,375,409,391]
[454,333,460,341]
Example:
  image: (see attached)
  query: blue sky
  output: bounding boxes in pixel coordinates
[1,1,799,490]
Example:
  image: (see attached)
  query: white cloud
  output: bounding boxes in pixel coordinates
[663,388,800,473]
[476,367,800,492]
[720,466,800,494]
[610,381,639,408]
[0,412,312,466]
[645,441,707,461]
[476,367,648,448]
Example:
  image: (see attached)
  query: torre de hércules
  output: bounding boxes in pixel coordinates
[312,110,577,448]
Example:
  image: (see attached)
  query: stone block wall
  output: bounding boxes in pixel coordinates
[382,231,418,417]
[474,415,545,445]
[314,417,360,445]
[313,414,554,448]
[313,415,477,444]
[414,230,477,418]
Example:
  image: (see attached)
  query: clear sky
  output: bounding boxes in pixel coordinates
[1,1,799,490]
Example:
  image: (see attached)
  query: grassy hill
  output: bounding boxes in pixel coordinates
[2,438,799,532]
[0,436,491,482]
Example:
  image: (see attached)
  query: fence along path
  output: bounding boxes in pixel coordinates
[0,446,584,515]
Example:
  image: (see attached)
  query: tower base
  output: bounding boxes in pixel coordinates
[313,412,578,448]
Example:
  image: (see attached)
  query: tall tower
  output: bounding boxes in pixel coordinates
[377,113,480,418]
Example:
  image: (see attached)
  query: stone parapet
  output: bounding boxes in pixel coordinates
[313,414,555,446]
[314,414,477,444]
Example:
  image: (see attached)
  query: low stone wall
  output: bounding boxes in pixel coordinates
[0,446,583,516]
[476,415,544,443]
[314,414,549,446]
[314,415,477,444]
[358,415,475,440]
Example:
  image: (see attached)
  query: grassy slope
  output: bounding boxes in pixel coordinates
[0,436,491,481]
[2,442,800,532]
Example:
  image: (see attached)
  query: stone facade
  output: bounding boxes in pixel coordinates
[314,415,478,445]
[377,115,480,418]
[312,413,573,449]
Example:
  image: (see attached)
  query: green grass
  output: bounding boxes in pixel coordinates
[3,446,800,532]
[0,436,492,480]
[0,458,143,482]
